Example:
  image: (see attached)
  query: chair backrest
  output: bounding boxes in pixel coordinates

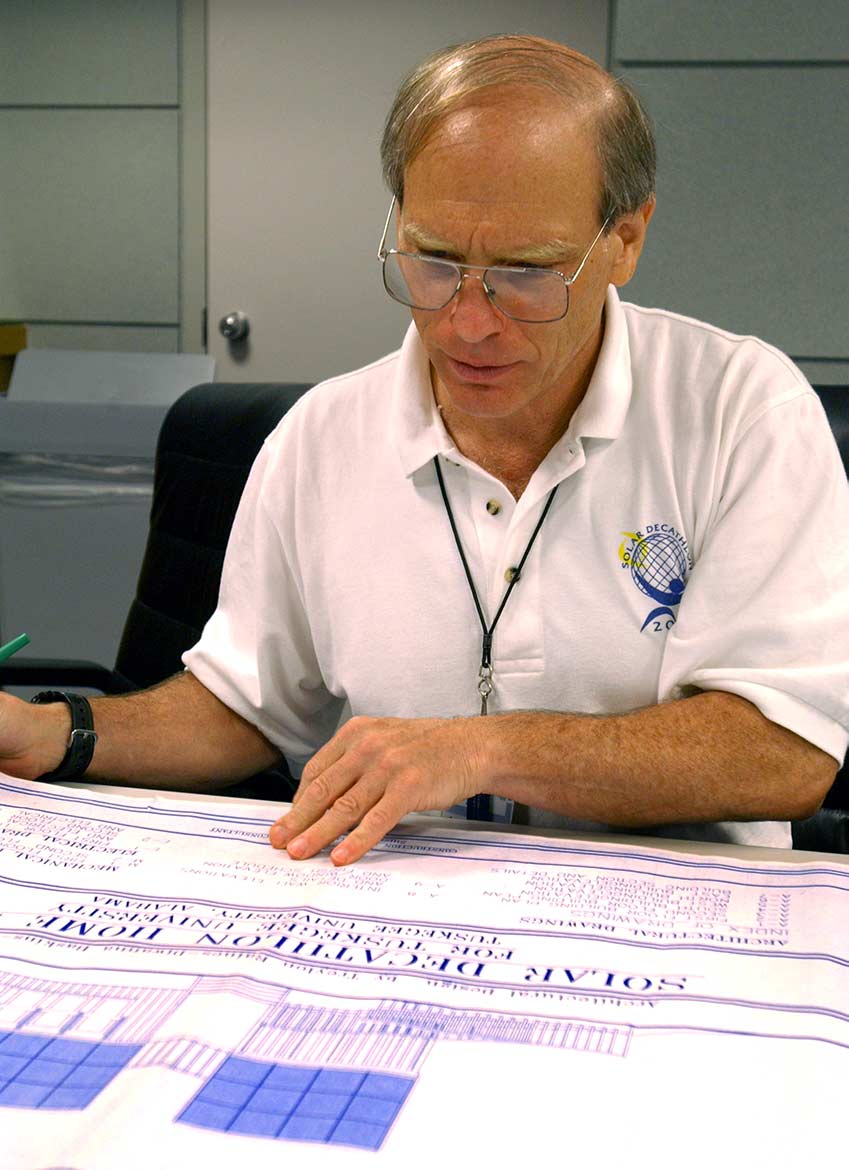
[813,387,849,810]
[814,386,849,474]
[113,381,310,689]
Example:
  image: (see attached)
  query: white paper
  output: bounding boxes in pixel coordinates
[0,775,846,1168]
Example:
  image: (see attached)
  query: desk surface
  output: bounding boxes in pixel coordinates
[1,774,846,1169]
[70,778,847,867]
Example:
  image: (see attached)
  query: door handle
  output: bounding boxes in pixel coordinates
[218,311,250,341]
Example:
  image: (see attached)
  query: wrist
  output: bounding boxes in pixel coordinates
[30,692,98,781]
[26,698,72,777]
[483,711,575,805]
[465,713,510,797]
[477,712,514,797]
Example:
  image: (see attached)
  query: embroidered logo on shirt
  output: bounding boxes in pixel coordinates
[618,525,692,633]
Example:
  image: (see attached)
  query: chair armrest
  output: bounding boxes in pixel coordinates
[0,658,132,694]
[791,808,849,854]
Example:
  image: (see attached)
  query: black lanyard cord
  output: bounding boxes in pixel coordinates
[434,455,559,823]
[433,455,559,707]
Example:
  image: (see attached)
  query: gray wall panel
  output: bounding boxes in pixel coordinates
[0,0,178,105]
[796,361,849,388]
[0,110,179,323]
[25,325,179,353]
[615,0,849,61]
[621,67,848,358]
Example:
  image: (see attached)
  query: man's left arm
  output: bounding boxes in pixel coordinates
[269,692,837,865]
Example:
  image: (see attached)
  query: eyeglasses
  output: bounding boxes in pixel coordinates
[377,196,609,324]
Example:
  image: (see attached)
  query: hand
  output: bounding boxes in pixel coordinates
[268,715,487,866]
[0,692,69,780]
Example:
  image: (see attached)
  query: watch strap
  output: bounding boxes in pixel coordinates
[30,691,97,781]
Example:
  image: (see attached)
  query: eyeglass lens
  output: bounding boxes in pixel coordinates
[383,253,570,322]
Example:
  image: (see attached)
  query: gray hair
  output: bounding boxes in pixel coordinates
[381,34,656,226]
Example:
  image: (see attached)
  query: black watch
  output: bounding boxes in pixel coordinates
[30,691,98,781]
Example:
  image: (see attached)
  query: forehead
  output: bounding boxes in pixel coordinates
[401,90,602,244]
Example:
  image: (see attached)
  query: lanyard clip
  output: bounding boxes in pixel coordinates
[478,662,493,715]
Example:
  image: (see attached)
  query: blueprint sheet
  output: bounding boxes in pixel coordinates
[0,775,846,1169]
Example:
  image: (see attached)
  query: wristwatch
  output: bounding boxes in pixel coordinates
[30,691,98,781]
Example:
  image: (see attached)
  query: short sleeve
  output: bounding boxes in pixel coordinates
[659,389,849,764]
[183,431,344,764]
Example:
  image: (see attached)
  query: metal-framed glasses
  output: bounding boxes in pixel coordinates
[377,196,610,324]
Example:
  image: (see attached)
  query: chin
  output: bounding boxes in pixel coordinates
[442,381,524,419]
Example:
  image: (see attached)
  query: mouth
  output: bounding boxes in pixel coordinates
[445,356,521,383]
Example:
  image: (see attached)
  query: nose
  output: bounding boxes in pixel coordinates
[448,271,503,343]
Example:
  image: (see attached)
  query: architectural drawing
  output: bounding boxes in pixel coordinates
[0,776,846,1168]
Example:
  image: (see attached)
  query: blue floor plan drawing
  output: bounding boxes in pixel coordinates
[0,1029,140,1110]
[180,1060,413,1149]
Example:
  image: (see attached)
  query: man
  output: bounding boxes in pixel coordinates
[2,36,847,865]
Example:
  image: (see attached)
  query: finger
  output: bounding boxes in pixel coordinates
[283,781,384,859]
[292,732,349,805]
[329,794,409,867]
[270,753,363,848]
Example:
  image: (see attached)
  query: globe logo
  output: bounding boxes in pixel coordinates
[630,532,688,607]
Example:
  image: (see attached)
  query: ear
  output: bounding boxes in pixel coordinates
[608,196,656,287]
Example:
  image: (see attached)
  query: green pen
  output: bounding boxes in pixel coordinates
[0,633,30,663]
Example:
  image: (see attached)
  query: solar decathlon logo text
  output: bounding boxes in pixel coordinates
[618,525,692,634]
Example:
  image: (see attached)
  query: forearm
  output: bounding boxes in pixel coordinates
[17,671,280,790]
[268,692,838,866]
[486,692,837,826]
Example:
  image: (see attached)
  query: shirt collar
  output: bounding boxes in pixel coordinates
[391,284,633,479]
[391,322,454,478]
[566,284,633,443]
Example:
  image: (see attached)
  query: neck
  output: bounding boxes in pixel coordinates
[435,408,549,498]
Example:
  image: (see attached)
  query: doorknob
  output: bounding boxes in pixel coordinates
[218,311,250,341]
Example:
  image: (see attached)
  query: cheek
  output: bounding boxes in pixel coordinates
[410,308,441,353]
[526,322,570,372]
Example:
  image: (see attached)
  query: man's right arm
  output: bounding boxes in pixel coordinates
[0,670,281,790]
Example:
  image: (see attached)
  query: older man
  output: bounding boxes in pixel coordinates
[4,36,847,864]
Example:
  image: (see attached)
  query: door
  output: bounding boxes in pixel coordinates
[206,1,608,385]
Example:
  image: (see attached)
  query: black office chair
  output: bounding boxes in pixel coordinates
[0,380,311,798]
[814,385,849,471]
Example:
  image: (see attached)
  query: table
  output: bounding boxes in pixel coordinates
[1,774,846,1169]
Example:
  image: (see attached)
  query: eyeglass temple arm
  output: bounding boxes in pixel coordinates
[567,216,611,284]
[378,195,398,260]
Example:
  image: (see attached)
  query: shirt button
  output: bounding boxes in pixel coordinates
[486,498,502,516]
[504,566,520,583]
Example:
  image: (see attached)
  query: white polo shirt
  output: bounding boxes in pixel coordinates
[184,287,849,847]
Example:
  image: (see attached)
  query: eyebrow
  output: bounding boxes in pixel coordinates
[401,221,582,267]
